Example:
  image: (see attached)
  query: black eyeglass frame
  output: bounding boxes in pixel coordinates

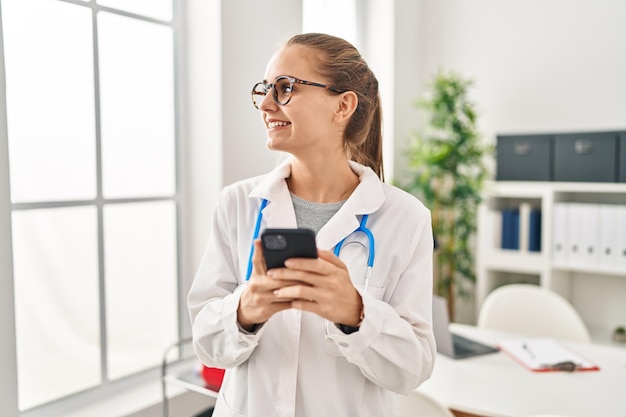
[251,75,347,109]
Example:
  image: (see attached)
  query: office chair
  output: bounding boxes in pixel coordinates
[399,390,455,417]
[477,284,592,343]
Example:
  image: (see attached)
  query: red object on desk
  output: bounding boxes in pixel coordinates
[201,366,225,391]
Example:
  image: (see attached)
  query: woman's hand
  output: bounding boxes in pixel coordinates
[270,249,363,326]
[237,239,305,331]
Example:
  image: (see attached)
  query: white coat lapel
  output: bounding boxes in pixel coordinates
[259,192,298,228]
[249,158,298,228]
[317,162,384,250]
[248,158,385,244]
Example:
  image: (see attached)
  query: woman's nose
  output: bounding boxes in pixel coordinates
[258,89,277,111]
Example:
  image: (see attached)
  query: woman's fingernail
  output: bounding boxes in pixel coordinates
[273,290,280,296]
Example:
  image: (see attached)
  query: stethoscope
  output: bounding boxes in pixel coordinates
[245,198,375,291]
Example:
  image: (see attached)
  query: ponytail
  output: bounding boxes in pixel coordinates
[286,33,385,181]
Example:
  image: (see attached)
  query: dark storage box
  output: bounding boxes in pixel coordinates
[496,135,552,181]
[618,132,626,182]
[554,132,618,183]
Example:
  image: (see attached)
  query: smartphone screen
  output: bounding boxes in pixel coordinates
[260,228,317,269]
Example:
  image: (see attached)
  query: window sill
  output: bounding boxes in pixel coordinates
[63,378,165,417]
[19,353,216,417]
[35,378,214,417]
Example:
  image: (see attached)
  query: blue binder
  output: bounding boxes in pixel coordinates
[528,209,542,252]
[501,208,520,250]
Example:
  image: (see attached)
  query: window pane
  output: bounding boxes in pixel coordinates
[104,201,178,379]
[98,12,175,199]
[2,0,96,203]
[97,0,172,21]
[12,207,100,410]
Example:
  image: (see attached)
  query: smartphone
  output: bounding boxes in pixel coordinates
[260,228,318,269]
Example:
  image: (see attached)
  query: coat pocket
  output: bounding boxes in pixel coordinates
[355,284,385,301]
[213,390,248,417]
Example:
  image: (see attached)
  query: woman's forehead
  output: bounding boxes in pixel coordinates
[263,45,319,81]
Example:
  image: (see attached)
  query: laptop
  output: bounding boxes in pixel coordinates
[432,295,499,359]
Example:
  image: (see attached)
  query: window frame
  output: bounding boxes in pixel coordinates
[0,0,188,415]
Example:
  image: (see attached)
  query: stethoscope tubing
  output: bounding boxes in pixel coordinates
[333,214,374,291]
[245,198,268,281]
[245,199,375,288]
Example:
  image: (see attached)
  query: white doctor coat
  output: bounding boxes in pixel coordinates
[188,159,436,417]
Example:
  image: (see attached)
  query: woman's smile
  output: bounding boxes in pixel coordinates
[266,119,291,130]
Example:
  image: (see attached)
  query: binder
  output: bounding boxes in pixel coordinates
[501,208,520,250]
[599,204,620,267]
[519,203,531,253]
[528,208,542,252]
[552,203,568,262]
[579,204,600,266]
[512,209,520,250]
[618,205,626,269]
[565,203,584,266]
[492,209,503,249]
[497,338,600,372]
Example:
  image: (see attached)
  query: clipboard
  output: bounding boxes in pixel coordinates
[497,338,600,372]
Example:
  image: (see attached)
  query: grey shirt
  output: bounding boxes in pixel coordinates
[291,193,346,234]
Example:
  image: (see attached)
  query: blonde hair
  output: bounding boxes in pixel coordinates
[286,33,384,181]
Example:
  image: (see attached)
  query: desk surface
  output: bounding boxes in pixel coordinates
[417,324,626,417]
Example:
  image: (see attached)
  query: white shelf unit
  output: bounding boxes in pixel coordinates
[476,181,626,347]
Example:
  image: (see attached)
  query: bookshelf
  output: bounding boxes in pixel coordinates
[476,181,626,346]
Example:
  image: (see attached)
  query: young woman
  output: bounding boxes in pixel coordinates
[188,33,435,417]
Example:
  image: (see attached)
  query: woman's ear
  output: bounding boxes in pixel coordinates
[334,91,358,123]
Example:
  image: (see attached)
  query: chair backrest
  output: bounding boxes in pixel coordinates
[399,390,455,417]
[477,284,592,343]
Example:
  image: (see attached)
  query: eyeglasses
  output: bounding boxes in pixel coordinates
[251,75,346,109]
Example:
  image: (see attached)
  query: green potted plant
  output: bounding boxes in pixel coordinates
[400,70,493,320]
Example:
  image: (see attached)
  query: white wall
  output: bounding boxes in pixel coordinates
[179,0,222,338]
[358,0,396,178]
[182,0,304,339]
[0,4,19,415]
[393,0,626,321]
[221,0,303,187]
[395,0,626,175]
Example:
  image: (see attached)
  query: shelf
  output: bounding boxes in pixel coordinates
[483,181,549,198]
[487,181,626,195]
[476,181,626,341]
[483,255,626,278]
[551,262,626,277]
[481,250,546,274]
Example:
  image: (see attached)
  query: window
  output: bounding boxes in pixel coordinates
[1,0,180,411]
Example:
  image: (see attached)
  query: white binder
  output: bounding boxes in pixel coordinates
[565,203,583,265]
[552,203,568,263]
[579,204,600,266]
[617,205,626,269]
[599,204,620,267]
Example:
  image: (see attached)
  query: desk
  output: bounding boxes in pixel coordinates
[417,324,626,417]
